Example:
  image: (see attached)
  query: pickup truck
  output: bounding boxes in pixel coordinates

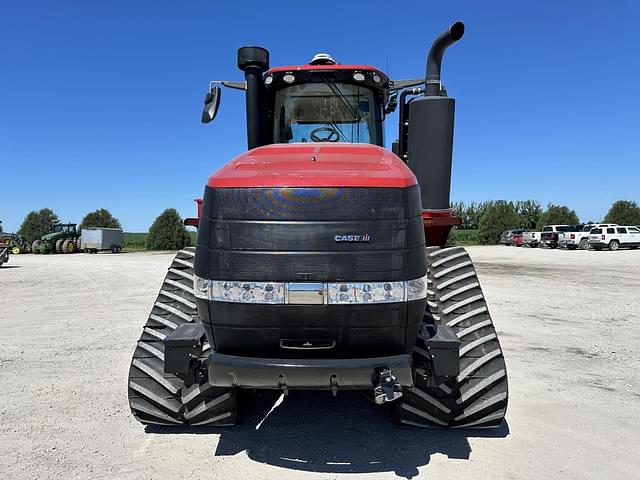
[523,231,541,247]
[558,224,617,250]
[540,225,573,248]
[500,229,522,246]
[589,225,640,251]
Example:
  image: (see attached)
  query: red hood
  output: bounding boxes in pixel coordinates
[208,143,417,188]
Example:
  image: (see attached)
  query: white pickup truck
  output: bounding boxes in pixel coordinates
[523,231,541,247]
[559,224,617,250]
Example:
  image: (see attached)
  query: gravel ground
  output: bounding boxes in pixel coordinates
[1,246,639,479]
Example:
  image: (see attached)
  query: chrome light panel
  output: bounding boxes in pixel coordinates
[194,275,428,305]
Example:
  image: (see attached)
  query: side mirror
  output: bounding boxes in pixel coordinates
[201,86,221,123]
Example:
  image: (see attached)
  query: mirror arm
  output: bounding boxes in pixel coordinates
[390,78,425,91]
[209,80,247,92]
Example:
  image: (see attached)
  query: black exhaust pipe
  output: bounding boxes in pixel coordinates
[425,21,465,97]
[406,22,464,211]
[237,46,269,150]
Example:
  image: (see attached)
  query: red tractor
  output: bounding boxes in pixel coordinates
[128,22,508,429]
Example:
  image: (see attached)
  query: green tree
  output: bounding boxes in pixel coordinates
[452,200,493,229]
[18,208,60,243]
[514,200,542,229]
[146,208,191,250]
[603,200,640,225]
[79,209,122,230]
[536,204,579,230]
[478,201,519,244]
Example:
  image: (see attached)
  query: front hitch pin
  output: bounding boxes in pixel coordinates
[278,375,288,396]
[373,367,403,404]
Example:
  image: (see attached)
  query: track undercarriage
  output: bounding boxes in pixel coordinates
[127,246,507,428]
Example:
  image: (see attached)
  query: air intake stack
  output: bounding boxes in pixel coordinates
[237,46,270,150]
[407,22,464,211]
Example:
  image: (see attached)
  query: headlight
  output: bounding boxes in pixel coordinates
[326,283,357,304]
[406,274,428,301]
[211,281,285,304]
[196,277,428,304]
[193,276,211,299]
[354,282,405,303]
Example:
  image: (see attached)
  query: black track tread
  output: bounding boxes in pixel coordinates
[397,246,508,428]
[127,247,237,426]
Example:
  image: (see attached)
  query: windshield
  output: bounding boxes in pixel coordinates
[273,82,381,144]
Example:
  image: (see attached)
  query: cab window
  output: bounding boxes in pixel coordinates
[273,82,381,145]
[590,228,602,234]
[607,228,615,234]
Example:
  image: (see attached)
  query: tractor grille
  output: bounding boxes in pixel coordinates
[194,185,426,282]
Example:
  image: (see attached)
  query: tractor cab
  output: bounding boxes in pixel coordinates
[200,25,466,245]
[263,61,389,146]
[52,223,77,235]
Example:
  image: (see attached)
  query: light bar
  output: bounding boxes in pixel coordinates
[194,275,428,305]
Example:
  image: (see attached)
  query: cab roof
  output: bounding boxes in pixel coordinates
[267,64,389,82]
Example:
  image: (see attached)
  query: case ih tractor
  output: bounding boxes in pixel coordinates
[128,22,508,428]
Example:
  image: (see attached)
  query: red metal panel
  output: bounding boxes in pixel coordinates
[267,64,389,81]
[184,198,203,228]
[422,209,461,247]
[207,144,417,189]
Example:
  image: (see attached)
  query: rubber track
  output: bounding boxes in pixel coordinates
[127,248,237,426]
[397,246,508,428]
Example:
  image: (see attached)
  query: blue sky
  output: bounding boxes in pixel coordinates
[1,1,638,231]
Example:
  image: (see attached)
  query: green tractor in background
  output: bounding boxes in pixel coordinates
[0,220,31,254]
[32,223,81,254]
[1,234,32,254]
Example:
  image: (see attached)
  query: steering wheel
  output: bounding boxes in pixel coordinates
[310,126,341,142]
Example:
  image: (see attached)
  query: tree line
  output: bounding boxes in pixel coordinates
[9,200,640,249]
[453,199,640,245]
[13,208,192,250]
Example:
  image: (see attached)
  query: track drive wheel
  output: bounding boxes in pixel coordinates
[127,248,237,426]
[32,240,41,254]
[397,246,508,429]
[55,239,64,254]
[11,246,20,255]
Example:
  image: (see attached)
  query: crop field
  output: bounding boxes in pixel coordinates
[0,246,639,479]
[123,232,197,250]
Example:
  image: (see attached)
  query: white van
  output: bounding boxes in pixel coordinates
[588,226,640,251]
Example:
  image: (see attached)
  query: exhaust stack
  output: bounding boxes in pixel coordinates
[237,46,269,150]
[425,22,465,96]
[407,22,464,211]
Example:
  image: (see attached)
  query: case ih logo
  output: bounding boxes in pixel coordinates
[334,234,371,243]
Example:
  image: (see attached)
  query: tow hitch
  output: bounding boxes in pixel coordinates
[373,367,403,404]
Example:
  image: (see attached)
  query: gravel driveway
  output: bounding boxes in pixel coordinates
[1,246,638,479]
